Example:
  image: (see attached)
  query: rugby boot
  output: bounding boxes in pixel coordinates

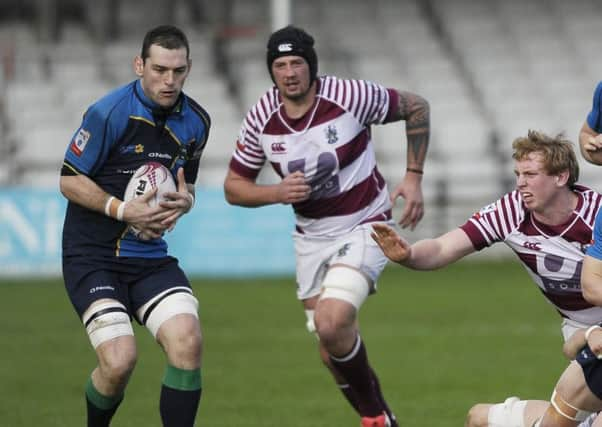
[360,413,391,427]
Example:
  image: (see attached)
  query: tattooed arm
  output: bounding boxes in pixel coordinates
[386,90,430,230]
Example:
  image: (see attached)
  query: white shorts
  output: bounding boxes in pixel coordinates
[293,222,390,301]
[561,318,590,342]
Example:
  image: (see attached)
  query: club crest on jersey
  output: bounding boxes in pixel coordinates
[325,125,338,145]
[70,128,91,156]
[271,141,286,154]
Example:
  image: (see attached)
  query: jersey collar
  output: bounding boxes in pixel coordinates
[133,79,185,116]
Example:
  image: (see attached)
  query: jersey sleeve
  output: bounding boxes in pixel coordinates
[62,104,120,176]
[229,98,272,180]
[322,77,391,127]
[587,209,602,259]
[459,192,522,250]
[587,81,602,133]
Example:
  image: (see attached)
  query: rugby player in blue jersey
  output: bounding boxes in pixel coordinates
[60,25,210,427]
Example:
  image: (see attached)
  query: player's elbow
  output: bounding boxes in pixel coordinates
[223,181,245,206]
[59,175,74,200]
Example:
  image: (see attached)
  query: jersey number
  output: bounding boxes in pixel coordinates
[288,152,340,199]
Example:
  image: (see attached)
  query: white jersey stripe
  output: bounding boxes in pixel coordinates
[229,76,393,235]
[461,186,602,326]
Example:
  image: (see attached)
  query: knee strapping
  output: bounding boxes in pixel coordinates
[550,389,592,423]
[320,266,370,309]
[83,301,133,349]
[487,396,527,427]
[137,288,199,338]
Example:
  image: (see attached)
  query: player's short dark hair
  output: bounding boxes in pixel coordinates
[266,25,318,83]
[141,25,190,61]
[512,130,579,187]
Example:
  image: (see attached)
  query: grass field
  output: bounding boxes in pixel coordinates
[1,260,570,426]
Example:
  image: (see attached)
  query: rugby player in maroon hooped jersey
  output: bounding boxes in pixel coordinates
[224,25,430,427]
[372,130,602,427]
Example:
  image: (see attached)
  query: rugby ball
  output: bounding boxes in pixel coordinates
[124,162,176,207]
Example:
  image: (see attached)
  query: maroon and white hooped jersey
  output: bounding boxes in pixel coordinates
[229,76,397,237]
[461,185,602,325]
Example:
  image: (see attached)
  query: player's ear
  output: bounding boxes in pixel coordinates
[134,56,144,77]
[556,170,569,187]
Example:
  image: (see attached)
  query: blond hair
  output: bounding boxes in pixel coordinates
[512,130,579,187]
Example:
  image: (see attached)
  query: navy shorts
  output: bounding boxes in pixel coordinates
[63,255,192,323]
[576,345,602,400]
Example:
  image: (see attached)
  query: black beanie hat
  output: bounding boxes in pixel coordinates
[266,25,318,83]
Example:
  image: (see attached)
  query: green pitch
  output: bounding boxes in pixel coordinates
[1,260,568,426]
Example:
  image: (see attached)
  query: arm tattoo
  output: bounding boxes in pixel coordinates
[392,90,430,169]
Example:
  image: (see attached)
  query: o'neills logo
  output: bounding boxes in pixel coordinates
[271,142,286,154]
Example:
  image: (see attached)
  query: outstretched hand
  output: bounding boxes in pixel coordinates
[371,223,411,263]
[390,174,424,230]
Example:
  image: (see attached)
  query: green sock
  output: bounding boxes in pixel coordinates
[85,377,123,410]
[162,364,202,391]
[160,365,202,427]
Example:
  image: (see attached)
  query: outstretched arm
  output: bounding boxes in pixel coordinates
[224,168,311,207]
[386,90,430,230]
[371,223,475,270]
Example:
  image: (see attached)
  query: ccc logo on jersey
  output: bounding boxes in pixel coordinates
[271,142,286,154]
[523,241,542,251]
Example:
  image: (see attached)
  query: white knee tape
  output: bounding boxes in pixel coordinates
[320,266,370,309]
[137,288,199,338]
[304,309,316,333]
[83,301,133,349]
[488,396,527,427]
[550,389,592,422]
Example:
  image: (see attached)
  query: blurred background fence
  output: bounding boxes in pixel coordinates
[1,0,601,276]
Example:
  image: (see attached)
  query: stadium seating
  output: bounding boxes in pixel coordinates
[1,0,601,240]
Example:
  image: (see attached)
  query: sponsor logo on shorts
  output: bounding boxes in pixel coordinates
[337,243,351,257]
[70,128,91,156]
[89,285,115,294]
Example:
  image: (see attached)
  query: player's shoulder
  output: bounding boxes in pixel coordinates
[244,86,281,124]
[86,81,135,121]
[573,184,602,213]
[183,94,211,130]
[480,189,525,219]
[573,184,602,201]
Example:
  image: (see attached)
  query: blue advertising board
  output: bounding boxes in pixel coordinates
[0,188,296,277]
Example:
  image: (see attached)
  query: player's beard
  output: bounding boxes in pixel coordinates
[282,80,314,102]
